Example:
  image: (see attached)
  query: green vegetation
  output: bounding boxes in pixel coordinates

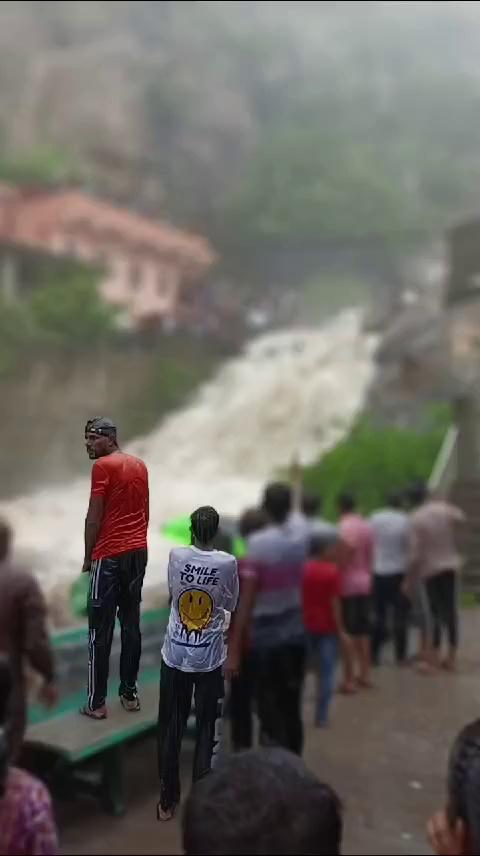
[0,265,116,376]
[1,3,479,271]
[29,269,116,349]
[0,148,85,187]
[299,275,374,322]
[303,409,451,521]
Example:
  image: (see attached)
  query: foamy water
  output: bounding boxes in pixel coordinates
[1,310,377,625]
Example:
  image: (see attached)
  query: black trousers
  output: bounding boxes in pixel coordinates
[87,548,147,710]
[425,570,458,650]
[157,659,224,812]
[255,643,306,756]
[372,573,410,665]
[229,652,256,751]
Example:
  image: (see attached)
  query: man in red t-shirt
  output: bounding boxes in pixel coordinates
[81,417,149,719]
[302,531,348,727]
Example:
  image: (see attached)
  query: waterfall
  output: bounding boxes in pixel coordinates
[0,309,377,625]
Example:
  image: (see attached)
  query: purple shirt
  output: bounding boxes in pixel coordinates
[339,513,373,597]
[0,767,58,855]
[243,522,308,649]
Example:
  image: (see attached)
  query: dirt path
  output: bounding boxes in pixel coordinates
[59,610,480,855]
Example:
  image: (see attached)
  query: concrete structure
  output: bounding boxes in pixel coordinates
[0,185,216,330]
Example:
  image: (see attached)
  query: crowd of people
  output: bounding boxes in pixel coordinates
[227,476,465,748]
[0,414,474,854]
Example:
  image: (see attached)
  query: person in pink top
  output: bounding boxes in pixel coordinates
[0,655,58,856]
[337,494,374,693]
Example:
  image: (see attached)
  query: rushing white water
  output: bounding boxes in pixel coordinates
[1,309,377,625]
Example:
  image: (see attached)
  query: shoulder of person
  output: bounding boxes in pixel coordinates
[132,453,148,471]
[211,548,236,563]
[2,563,37,591]
[169,545,190,561]
[248,526,273,548]
[10,767,52,802]
[92,456,110,474]
[445,502,466,522]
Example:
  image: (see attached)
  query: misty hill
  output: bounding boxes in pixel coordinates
[1,0,480,269]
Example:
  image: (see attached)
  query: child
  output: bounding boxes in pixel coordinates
[302,531,348,727]
[157,506,239,821]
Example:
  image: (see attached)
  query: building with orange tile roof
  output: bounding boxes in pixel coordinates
[0,186,216,330]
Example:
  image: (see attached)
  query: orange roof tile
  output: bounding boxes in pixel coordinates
[0,188,216,271]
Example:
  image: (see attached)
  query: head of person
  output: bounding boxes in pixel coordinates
[85,417,118,460]
[239,507,269,539]
[0,656,13,797]
[386,491,403,510]
[0,518,12,563]
[262,482,292,526]
[190,506,220,548]
[182,747,343,855]
[408,481,429,509]
[447,719,480,854]
[310,529,339,562]
[337,493,356,517]
[302,492,322,519]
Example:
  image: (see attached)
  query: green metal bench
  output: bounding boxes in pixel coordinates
[26,667,160,816]
[25,608,170,816]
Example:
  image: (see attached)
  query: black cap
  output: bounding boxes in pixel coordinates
[85,417,117,437]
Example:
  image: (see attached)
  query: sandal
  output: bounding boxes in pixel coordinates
[120,694,141,712]
[79,704,107,720]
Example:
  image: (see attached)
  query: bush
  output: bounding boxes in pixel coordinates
[28,270,117,349]
[302,409,451,520]
[0,300,39,375]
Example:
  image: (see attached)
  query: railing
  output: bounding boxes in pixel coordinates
[428,426,459,497]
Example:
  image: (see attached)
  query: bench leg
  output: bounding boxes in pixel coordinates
[101,745,126,816]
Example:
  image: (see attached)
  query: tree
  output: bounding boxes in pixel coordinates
[28,270,117,349]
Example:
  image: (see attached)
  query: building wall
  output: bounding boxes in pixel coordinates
[50,227,184,328]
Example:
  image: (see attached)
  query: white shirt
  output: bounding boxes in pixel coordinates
[369,508,411,576]
[162,545,239,673]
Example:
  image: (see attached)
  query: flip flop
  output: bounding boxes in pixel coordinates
[79,704,107,720]
[120,694,141,712]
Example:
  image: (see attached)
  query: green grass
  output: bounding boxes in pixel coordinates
[303,409,451,520]
[298,274,374,322]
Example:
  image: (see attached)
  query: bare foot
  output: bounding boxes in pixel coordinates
[441,658,457,673]
[357,678,375,690]
[338,681,357,695]
[157,802,175,822]
[416,660,436,676]
[79,704,107,720]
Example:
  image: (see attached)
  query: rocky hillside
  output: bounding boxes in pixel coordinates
[2,1,480,269]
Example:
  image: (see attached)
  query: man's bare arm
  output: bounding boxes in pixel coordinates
[83,495,104,571]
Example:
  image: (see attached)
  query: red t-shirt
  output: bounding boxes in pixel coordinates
[302,560,341,635]
[90,452,149,560]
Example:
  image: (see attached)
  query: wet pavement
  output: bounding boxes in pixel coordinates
[59,609,480,855]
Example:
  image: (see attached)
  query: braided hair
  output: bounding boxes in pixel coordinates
[190,506,220,546]
[0,655,13,797]
[448,719,480,852]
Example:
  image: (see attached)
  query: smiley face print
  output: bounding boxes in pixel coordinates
[178,588,213,640]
